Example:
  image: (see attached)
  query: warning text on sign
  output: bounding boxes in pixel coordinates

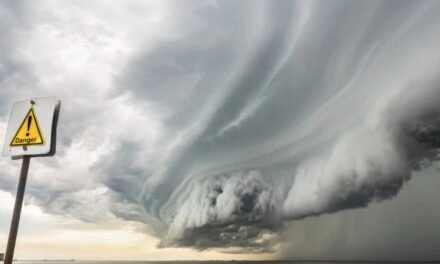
[13,138,39,145]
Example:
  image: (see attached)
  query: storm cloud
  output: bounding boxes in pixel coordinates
[132,0,440,250]
[1,0,440,256]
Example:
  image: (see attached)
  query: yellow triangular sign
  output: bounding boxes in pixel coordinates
[10,108,45,146]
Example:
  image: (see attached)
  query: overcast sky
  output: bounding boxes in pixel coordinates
[1,0,440,261]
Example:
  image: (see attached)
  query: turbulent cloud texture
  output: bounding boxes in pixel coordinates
[2,0,440,254]
[134,0,440,250]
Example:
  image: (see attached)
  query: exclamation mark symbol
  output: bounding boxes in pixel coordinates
[26,115,32,137]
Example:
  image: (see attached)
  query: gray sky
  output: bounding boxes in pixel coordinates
[1,0,440,260]
[280,167,440,261]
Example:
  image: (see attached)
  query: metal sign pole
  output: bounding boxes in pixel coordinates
[4,156,31,264]
[2,97,60,263]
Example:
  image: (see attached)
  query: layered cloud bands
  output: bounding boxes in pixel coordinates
[2,0,440,254]
[128,0,440,250]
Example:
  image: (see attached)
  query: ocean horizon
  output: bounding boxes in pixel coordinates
[11,260,440,264]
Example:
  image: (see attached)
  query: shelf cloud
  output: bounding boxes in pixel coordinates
[1,0,440,254]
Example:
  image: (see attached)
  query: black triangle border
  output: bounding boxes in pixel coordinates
[9,107,45,147]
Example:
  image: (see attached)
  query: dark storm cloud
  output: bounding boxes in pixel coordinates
[129,0,440,251]
[2,0,440,256]
[165,222,280,253]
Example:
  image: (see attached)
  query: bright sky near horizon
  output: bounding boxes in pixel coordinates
[0,190,276,260]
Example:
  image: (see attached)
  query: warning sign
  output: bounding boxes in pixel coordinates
[10,107,44,147]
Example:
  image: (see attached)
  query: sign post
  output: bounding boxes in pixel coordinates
[2,97,60,264]
[4,156,30,264]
